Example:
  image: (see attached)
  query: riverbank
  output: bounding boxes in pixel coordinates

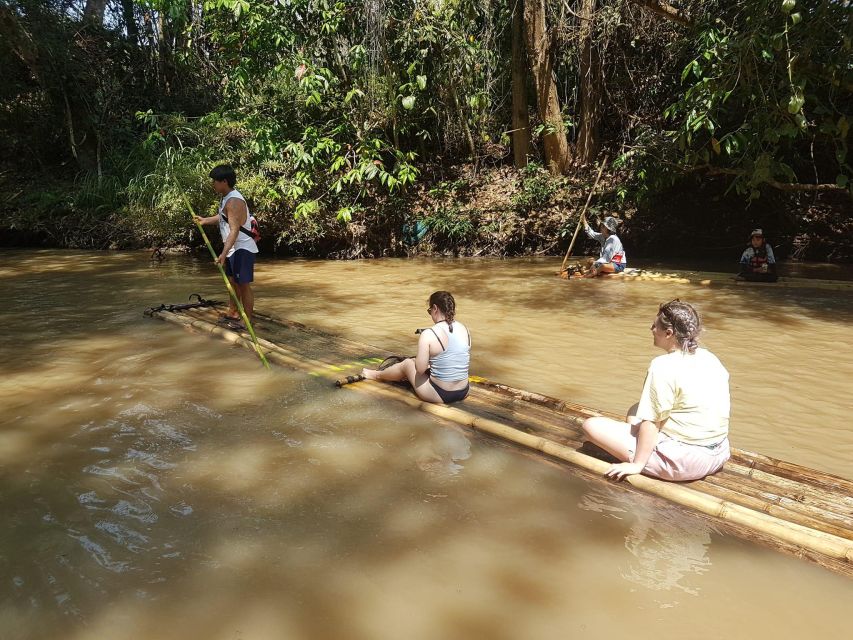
[3,163,852,262]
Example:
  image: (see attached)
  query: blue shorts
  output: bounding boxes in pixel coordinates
[225,249,255,284]
[613,262,626,273]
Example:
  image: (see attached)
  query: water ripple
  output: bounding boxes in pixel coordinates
[67,533,131,573]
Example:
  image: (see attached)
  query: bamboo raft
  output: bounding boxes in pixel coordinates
[148,302,853,578]
[565,264,853,291]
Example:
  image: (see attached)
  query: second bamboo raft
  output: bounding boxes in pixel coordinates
[148,303,853,578]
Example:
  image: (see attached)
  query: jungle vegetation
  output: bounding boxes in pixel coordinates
[1,1,850,258]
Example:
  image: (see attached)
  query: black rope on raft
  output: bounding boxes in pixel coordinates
[335,374,365,388]
[144,294,224,317]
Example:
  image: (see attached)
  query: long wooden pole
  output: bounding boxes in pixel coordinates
[559,155,608,274]
[177,188,270,369]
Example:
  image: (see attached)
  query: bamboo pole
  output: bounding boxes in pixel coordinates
[558,155,608,274]
[176,188,269,369]
[355,383,853,564]
[246,310,853,501]
[179,306,853,505]
[468,381,853,525]
[471,376,853,497]
[151,308,853,568]
[699,474,853,532]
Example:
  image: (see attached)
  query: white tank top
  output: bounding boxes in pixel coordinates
[218,190,258,257]
[428,321,471,381]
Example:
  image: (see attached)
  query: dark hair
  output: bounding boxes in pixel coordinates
[656,299,702,354]
[429,291,457,332]
[209,164,237,188]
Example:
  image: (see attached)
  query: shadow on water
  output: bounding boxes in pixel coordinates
[1,360,808,640]
[0,347,640,639]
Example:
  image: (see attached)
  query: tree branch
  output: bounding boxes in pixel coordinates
[628,1,694,28]
[699,165,849,194]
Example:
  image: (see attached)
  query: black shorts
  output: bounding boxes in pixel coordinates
[225,249,256,284]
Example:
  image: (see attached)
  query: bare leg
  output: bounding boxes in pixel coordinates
[581,416,636,462]
[226,276,239,318]
[236,283,254,321]
[361,359,443,403]
[584,261,617,277]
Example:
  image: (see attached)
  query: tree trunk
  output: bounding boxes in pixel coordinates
[576,0,601,164]
[511,0,530,169]
[83,0,108,24]
[121,0,138,45]
[523,0,571,174]
[157,12,173,95]
[449,83,477,161]
[0,5,41,83]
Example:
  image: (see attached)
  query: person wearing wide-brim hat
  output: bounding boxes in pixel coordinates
[575,215,627,277]
[737,228,778,283]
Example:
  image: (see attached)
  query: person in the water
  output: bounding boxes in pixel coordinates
[737,228,778,282]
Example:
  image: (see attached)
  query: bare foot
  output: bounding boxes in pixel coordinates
[361,368,380,380]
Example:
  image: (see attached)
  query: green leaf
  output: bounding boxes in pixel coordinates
[790,12,801,25]
[416,75,427,91]
[781,0,796,14]
[787,90,804,114]
[837,175,849,188]
[402,96,416,110]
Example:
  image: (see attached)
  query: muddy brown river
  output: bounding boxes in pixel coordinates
[0,250,850,639]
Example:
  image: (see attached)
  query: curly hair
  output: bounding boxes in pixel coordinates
[656,299,702,354]
[429,291,457,332]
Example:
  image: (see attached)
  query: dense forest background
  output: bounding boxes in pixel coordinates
[1,0,851,260]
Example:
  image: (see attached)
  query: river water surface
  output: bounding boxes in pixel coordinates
[1,250,851,639]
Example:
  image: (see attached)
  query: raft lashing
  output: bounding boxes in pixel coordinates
[147,301,853,578]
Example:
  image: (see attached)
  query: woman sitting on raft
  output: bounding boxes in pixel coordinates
[361,291,471,404]
[582,300,731,482]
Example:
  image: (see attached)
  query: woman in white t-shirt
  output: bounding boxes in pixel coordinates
[582,300,731,481]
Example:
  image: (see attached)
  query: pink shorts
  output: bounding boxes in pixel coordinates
[629,433,730,481]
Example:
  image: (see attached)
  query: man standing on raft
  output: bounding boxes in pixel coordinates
[193,164,259,328]
[576,215,626,277]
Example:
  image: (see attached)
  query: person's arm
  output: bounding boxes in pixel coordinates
[193,213,219,226]
[415,331,433,375]
[766,245,777,273]
[605,419,662,480]
[584,221,603,242]
[217,198,247,264]
[605,363,672,479]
